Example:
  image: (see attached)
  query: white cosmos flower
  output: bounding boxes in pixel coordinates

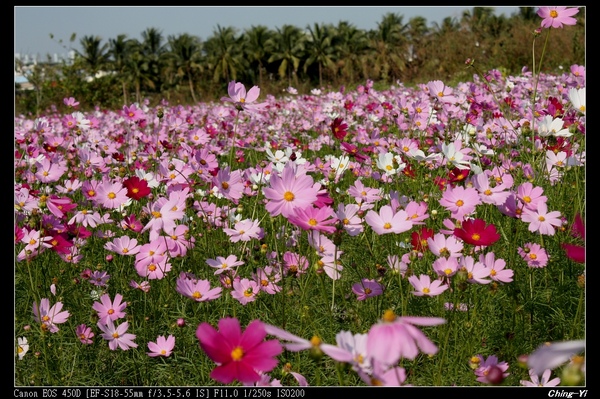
[536,115,572,138]
[568,87,585,114]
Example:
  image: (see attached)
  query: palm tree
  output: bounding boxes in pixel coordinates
[108,34,133,106]
[140,27,167,94]
[203,25,245,85]
[76,35,110,77]
[125,39,156,104]
[367,12,408,82]
[267,25,305,87]
[164,33,203,103]
[303,23,337,87]
[403,16,431,82]
[242,25,274,87]
[332,21,369,85]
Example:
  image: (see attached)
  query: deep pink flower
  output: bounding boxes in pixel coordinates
[196,317,283,384]
[518,242,550,268]
[287,205,337,234]
[562,213,585,264]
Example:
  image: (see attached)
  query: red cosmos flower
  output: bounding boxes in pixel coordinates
[411,226,435,252]
[122,176,151,201]
[453,218,500,247]
[448,167,470,185]
[331,117,348,140]
[562,213,585,264]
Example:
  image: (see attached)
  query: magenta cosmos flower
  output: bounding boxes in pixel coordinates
[537,6,579,29]
[196,317,283,384]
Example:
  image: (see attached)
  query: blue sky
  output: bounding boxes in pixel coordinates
[15,6,524,57]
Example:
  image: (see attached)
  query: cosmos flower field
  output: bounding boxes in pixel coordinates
[15,8,585,387]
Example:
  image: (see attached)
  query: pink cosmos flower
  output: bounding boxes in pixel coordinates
[287,205,337,234]
[516,182,548,211]
[94,180,129,209]
[263,163,319,218]
[366,310,446,366]
[223,218,263,242]
[520,369,561,387]
[97,320,138,351]
[518,242,549,268]
[537,6,579,29]
[206,255,244,275]
[521,202,563,236]
[34,157,68,183]
[76,324,94,344]
[231,278,260,305]
[120,214,144,233]
[123,103,144,121]
[316,254,344,280]
[263,324,348,361]
[92,293,127,325]
[432,256,460,279]
[439,185,481,220]
[213,167,245,203]
[352,279,384,301]
[359,361,409,386]
[282,251,309,277]
[147,335,175,357]
[104,236,141,256]
[176,272,222,302]
[408,274,448,297]
[427,80,458,104]
[135,240,168,270]
[387,254,409,276]
[45,195,77,219]
[252,266,282,295]
[427,232,464,258]
[364,205,413,235]
[221,81,267,113]
[480,252,513,283]
[347,179,382,204]
[473,355,510,384]
[142,195,185,241]
[527,339,585,376]
[33,298,70,333]
[458,255,491,285]
[163,224,195,257]
[335,203,364,236]
[196,317,283,384]
[135,257,172,280]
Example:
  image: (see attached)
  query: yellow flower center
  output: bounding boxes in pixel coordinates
[550,10,558,18]
[283,191,295,201]
[471,233,480,241]
[383,222,392,229]
[231,346,244,361]
[382,309,396,322]
[308,218,318,226]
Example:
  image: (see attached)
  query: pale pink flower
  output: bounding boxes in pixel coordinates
[206,255,244,275]
[520,369,561,387]
[221,80,267,113]
[480,252,513,283]
[176,273,222,302]
[521,202,563,236]
[92,293,127,325]
[104,236,141,256]
[147,335,175,357]
[439,185,481,220]
[97,320,138,351]
[365,205,413,235]
[408,274,448,297]
[263,163,319,218]
[427,233,464,258]
[223,218,263,242]
[33,298,70,333]
[231,278,260,305]
[537,6,579,29]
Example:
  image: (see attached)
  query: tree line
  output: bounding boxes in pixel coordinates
[15,7,585,116]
